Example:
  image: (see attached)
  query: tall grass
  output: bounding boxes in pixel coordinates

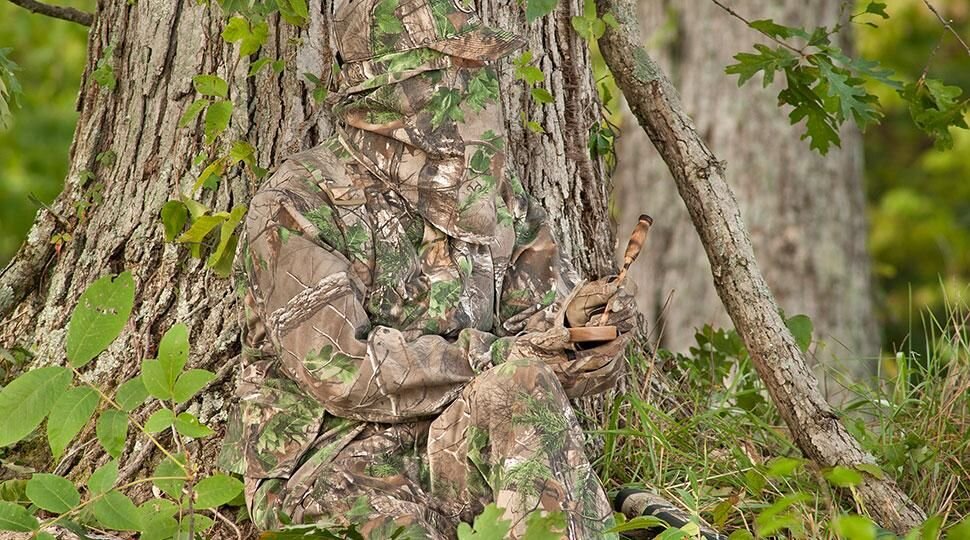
[596,296,970,538]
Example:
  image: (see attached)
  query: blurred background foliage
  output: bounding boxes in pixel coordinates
[0,0,967,353]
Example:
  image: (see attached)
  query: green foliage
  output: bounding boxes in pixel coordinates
[0,272,238,539]
[0,48,23,130]
[92,45,117,91]
[724,6,967,155]
[456,504,511,539]
[66,271,135,367]
[525,0,556,23]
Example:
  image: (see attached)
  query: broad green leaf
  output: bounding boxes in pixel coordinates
[0,366,72,447]
[747,19,809,40]
[160,200,189,242]
[66,272,136,367]
[824,465,863,487]
[144,408,175,433]
[192,75,228,98]
[177,98,209,128]
[0,479,27,504]
[154,453,187,500]
[115,376,149,412]
[785,314,814,353]
[204,100,233,143]
[522,511,565,540]
[139,499,179,540]
[525,0,556,22]
[25,473,80,514]
[174,412,214,438]
[765,456,804,478]
[456,503,511,539]
[193,474,243,509]
[161,325,191,379]
[176,214,224,245]
[864,2,888,19]
[530,87,554,104]
[172,369,216,404]
[209,233,239,277]
[249,57,272,76]
[816,59,881,126]
[832,514,877,540]
[0,501,37,532]
[192,158,226,194]
[91,490,143,532]
[902,79,969,150]
[141,360,172,400]
[230,140,256,165]
[37,532,56,540]
[88,459,119,494]
[47,386,99,458]
[180,193,209,220]
[96,410,128,458]
[855,463,885,479]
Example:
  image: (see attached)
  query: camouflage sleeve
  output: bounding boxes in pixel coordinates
[494,175,577,337]
[246,175,498,424]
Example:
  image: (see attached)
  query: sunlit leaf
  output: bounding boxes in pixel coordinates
[67,272,136,367]
[47,386,99,458]
[0,366,72,447]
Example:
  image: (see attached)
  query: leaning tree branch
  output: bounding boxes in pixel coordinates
[5,0,93,26]
[594,0,927,533]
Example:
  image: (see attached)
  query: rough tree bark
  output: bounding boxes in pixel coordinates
[612,0,879,401]
[0,0,613,517]
[596,0,927,533]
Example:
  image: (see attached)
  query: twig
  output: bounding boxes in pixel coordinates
[4,0,93,26]
[708,0,804,55]
[922,0,970,57]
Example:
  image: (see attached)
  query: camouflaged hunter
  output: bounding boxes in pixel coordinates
[217,0,639,536]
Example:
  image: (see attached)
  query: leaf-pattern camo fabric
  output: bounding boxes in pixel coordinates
[218,0,634,537]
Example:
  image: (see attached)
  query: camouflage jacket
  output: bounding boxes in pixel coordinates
[219,1,631,484]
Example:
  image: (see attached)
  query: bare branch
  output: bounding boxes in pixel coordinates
[5,0,93,26]
[922,0,970,58]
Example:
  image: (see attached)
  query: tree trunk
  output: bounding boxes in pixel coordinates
[596,0,927,531]
[0,0,614,505]
[613,0,879,401]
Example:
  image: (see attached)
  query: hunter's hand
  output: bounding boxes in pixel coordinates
[564,277,638,334]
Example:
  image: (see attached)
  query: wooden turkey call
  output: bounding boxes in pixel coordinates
[568,214,653,343]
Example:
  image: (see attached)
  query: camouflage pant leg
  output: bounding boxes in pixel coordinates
[248,423,456,539]
[427,358,618,539]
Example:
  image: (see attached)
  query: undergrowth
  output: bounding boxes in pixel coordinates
[595,298,970,539]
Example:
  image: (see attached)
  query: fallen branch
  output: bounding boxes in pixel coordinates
[594,0,927,532]
[5,0,93,26]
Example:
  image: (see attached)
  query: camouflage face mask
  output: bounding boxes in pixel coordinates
[327,0,526,243]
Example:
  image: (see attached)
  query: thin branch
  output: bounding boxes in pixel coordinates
[708,0,804,55]
[922,0,970,57]
[5,0,93,26]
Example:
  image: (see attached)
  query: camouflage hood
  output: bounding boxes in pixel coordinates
[327,0,525,243]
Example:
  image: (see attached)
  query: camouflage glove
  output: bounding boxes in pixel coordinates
[564,277,638,334]
[554,333,629,398]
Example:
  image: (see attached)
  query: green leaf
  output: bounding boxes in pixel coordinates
[223,17,269,56]
[141,360,172,400]
[139,499,180,540]
[607,515,669,533]
[91,490,143,532]
[96,409,128,458]
[0,366,72,447]
[530,87,554,104]
[784,314,813,353]
[204,100,233,143]
[747,19,809,40]
[525,0,556,22]
[456,503,511,539]
[207,204,247,271]
[249,58,272,76]
[178,98,209,128]
[66,272,136,367]
[174,412,214,438]
[88,459,119,494]
[192,75,228,98]
[901,79,969,150]
[115,376,149,412]
[515,65,544,86]
[37,532,56,540]
[158,323,189,384]
[816,58,881,127]
[172,369,215,404]
[47,386,99,458]
[153,453,187,500]
[144,408,175,433]
[832,514,877,540]
[725,44,797,88]
[160,200,189,242]
[0,501,38,532]
[864,2,888,19]
[522,511,565,540]
[193,474,244,509]
[765,456,804,478]
[824,465,863,487]
[26,473,80,514]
